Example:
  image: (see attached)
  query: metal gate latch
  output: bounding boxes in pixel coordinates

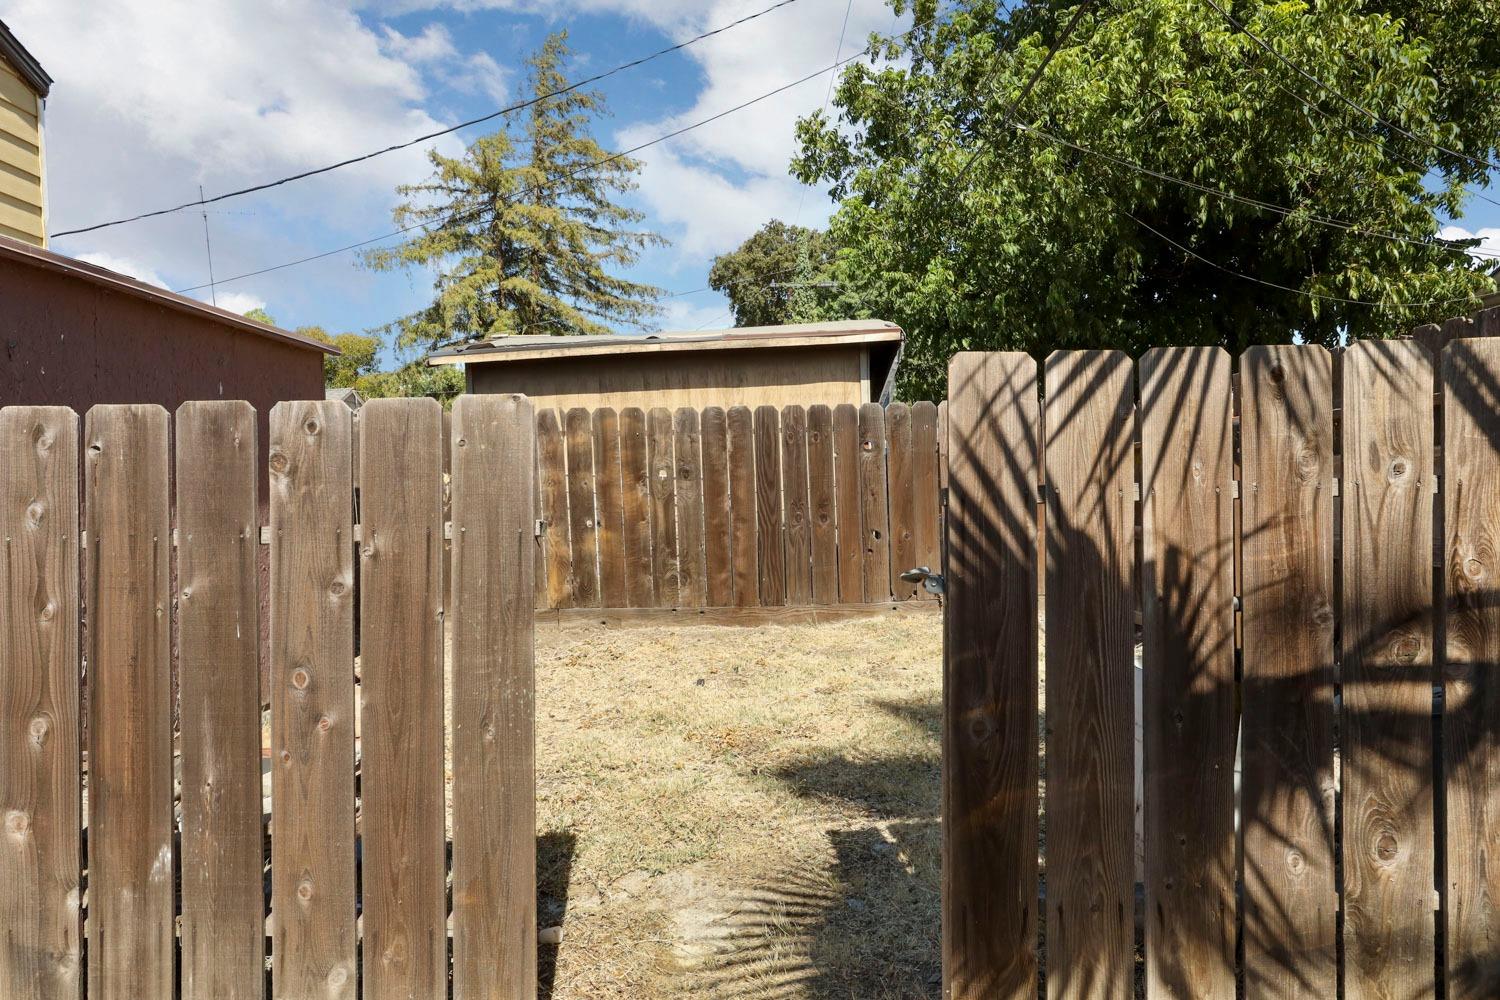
[900,567,945,595]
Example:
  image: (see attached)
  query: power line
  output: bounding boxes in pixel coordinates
[953,0,1094,186]
[792,0,857,227]
[1006,119,1500,261]
[173,28,908,295]
[1126,210,1483,310]
[49,0,808,240]
[1201,0,1500,178]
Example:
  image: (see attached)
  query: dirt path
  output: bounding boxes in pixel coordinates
[534,611,943,1000]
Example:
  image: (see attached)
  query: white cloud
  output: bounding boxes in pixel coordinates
[658,295,734,331]
[1441,225,1500,262]
[382,23,458,63]
[75,251,168,288]
[216,290,269,315]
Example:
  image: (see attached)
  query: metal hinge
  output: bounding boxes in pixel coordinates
[259,525,271,545]
[899,566,945,596]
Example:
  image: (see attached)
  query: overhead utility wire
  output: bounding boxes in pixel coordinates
[1201,0,1500,177]
[1007,119,1500,261]
[50,0,807,239]
[173,36,904,294]
[1125,210,1481,309]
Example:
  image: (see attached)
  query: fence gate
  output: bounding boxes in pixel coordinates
[0,395,536,1000]
[943,332,1500,999]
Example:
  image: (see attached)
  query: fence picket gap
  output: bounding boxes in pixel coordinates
[1239,344,1337,996]
[1139,347,1236,998]
[84,404,173,1000]
[910,401,941,600]
[269,399,358,998]
[0,406,81,1000]
[358,398,447,1000]
[451,394,537,1000]
[176,401,265,1000]
[943,353,1040,1000]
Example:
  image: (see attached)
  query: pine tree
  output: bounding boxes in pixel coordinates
[366,31,665,348]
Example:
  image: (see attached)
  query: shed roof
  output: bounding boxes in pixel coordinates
[0,19,51,98]
[427,319,901,367]
[0,234,337,354]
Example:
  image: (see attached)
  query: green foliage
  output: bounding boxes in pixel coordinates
[296,325,383,388]
[351,361,466,405]
[366,31,666,349]
[708,220,835,326]
[794,0,1500,398]
[244,307,276,326]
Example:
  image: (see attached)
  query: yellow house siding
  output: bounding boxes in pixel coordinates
[0,53,43,246]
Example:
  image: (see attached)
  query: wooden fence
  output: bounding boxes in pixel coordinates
[533,401,946,621]
[0,396,536,1000]
[945,324,1500,998]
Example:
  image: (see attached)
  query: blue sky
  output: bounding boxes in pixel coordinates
[3,0,1499,360]
[1,0,898,353]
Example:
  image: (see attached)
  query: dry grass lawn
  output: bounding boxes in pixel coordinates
[533,610,943,1000]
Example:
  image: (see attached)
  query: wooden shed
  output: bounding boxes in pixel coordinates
[427,320,903,410]
[0,19,51,247]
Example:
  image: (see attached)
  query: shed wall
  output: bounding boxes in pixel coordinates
[467,344,869,410]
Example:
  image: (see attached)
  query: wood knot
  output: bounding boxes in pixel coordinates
[1388,458,1410,482]
[25,500,44,529]
[291,668,311,691]
[37,601,54,623]
[326,966,348,988]
[1286,850,1305,875]
[329,580,347,598]
[1310,604,1334,631]
[1268,362,1286,384]
[269,452,289,475]
[279,749,292,766]
[1375,832,1399,863]
[28,716,48,747]
[1465,557,1486,582]
[302,418,320,436]
[297,878,314,902]
[317,714,332,733]
[5,810,28,838]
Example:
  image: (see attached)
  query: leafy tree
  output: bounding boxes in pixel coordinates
[297,326,383,388]
[352,361,465,405]
[795,0,1500,397]
[708,220,835,326]
[366,31,665,349]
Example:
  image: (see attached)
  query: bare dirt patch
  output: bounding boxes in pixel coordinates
[533,611,943,1000]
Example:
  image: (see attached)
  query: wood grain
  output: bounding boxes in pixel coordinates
[564,407,600,607]
[175,402,265,1000]
[1138,348,1236,1000]
[833,404,863,603]
[268,400,357,998]
[728,406,759,607]
[1042,350,1136,1000]
[700,407,734,608]
[910,401,941,601]
[592,408,628,608]
[886,402,917,599]
[619,408,655,608]
[674,408,706,608]
[780,405,812,605]
[0,406,81,1000]
[1442,336,1500,999]
[858,402,891,602]
[1239,344,1337,998]
[754,406,786,606]
[536,408,573,609]
[943,353,1040,1000]
[83,405,172,1000]
[807,404,839,605]
[358,399,447,1000]
[451,394,537,1000]
[648,407,680,607]
[1339,340,1436,1000]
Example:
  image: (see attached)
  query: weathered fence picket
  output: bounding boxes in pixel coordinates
[0,395,538,1000]
[944,326,1500,999]
[176,401,264,1000]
